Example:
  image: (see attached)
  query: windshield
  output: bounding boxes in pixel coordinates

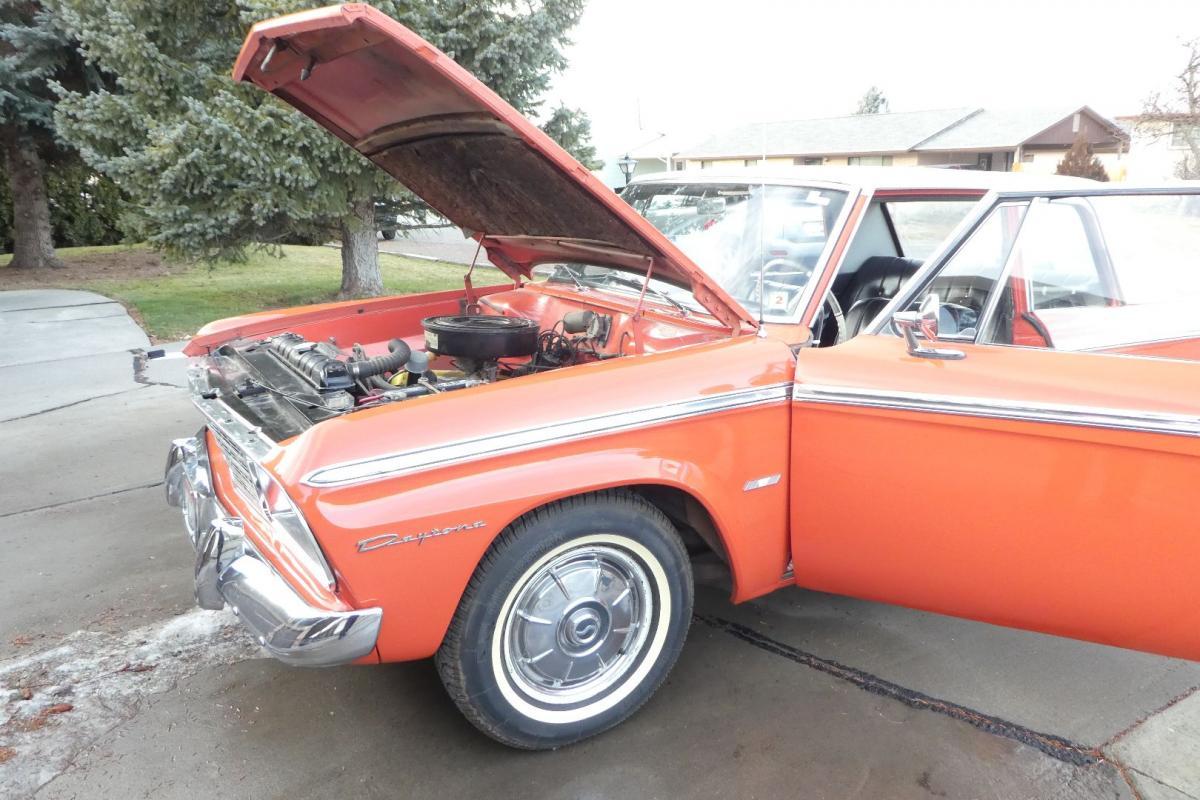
[621,182,849,322]
[542,263,707,316]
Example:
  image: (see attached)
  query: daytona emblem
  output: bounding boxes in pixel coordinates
[356,521,486,552]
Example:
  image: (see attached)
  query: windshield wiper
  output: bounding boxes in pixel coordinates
[548,264,590,293]
[596,273,690,316]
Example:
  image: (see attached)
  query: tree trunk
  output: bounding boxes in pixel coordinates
[338,196,383,299]
[3,128,63,269]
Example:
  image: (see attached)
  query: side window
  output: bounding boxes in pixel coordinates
[978,199,1113,348]
[906,202,1027,338]
[896,193,1200,360]
[1016,201,1108,311]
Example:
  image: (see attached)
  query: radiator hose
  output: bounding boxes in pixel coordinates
[348,339,411,381]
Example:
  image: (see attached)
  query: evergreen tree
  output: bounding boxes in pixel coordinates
[0,1,95,267]
[0,148,122,251]
[50,0,584,298]
[541,104,603,170]
[855,86,889,115]
[1055,134,1109,181]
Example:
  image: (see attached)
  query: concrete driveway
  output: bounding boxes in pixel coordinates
[377,226,495,267]
[1,289,1198,799]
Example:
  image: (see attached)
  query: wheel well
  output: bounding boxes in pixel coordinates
[504,485,733,591]
[625,485,727,562]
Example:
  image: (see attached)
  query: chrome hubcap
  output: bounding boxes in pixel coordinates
[503,544,653,705]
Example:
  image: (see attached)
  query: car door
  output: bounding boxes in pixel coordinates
[788,189,1200,661]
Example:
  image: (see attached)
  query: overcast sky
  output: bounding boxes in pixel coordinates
[545,0,1200,179]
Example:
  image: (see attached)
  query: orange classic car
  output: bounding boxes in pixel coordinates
[164,4,1200,749]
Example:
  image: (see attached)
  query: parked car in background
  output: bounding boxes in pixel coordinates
[375,201,404,240]
[163,5,1200,750]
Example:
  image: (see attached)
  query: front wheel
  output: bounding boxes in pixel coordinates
[436,491,693,749]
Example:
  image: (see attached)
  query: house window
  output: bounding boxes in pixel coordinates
[847,155,893,166]
[700,160,712,169]
[1021,152,1035,163]
[744,159,759,167]
[795,157,822,166]
[1171,123,1198,148]
[673,160,684,171]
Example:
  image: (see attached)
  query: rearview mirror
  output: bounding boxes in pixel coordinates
[892,294,965,360]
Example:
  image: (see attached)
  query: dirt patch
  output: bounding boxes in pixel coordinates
[0,609,261,797]
[0,249,175,334]
[0,249,175,290]
[6,704,73,734]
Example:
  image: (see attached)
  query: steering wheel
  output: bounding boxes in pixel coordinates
[812,291,847,346]
[761,257,813,287]
[740,258,848,345]
[739,258,814,314]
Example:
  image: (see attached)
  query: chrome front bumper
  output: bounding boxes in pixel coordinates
[165,431,382,667]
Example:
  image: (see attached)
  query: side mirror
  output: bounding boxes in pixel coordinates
[892,294,966,360]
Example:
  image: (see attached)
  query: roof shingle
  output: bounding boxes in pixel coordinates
[915,107,1096,151]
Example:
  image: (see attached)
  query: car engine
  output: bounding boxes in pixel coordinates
[201,311,615,440]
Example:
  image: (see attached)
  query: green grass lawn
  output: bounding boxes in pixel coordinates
[0,244,508,341]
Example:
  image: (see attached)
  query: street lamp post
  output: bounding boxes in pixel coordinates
[617,153,638,187]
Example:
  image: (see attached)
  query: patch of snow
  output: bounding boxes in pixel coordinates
[0,609,263,798]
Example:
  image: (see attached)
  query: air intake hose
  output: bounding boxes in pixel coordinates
[348,339,411,380]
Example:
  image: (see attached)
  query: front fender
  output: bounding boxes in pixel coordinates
[274,335,795,662]
[315,413,789,661]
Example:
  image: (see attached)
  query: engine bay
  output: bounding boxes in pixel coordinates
[196,289,686,441]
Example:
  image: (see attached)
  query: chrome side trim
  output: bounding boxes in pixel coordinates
[793,384,1200,437]
[304,382,794,488]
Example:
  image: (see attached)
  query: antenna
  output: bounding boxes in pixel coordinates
[756,118,767,336]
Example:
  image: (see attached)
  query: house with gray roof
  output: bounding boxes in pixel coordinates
[669,106,1128,178]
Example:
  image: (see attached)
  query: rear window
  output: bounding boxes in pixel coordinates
[885,200,977,260]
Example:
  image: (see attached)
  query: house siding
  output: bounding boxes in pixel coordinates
[672,106,1128,177]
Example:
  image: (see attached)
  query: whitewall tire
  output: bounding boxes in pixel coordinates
[436,490,694,749]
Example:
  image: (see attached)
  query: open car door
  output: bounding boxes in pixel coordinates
[789,189,1200,661]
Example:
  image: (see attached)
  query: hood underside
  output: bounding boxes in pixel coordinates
[232,4,754,332]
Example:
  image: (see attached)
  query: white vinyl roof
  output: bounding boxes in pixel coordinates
[630,165,1097,193]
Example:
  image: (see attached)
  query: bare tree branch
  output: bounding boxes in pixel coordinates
[1134,39,1200,177]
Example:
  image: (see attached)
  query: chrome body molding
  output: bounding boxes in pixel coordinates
[793,384,1200,437]
[165,432,381,667]
[303,382,795,488]
[742,474,782,492]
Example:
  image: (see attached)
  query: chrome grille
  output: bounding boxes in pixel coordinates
[210,425,259,507]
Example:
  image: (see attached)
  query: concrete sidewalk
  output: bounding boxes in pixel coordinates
[0,288,1197,799]
[0,290,151,422]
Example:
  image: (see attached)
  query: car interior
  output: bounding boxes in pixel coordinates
[815,199,958,345]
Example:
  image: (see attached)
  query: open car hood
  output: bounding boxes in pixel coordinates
[232,4,755,332]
